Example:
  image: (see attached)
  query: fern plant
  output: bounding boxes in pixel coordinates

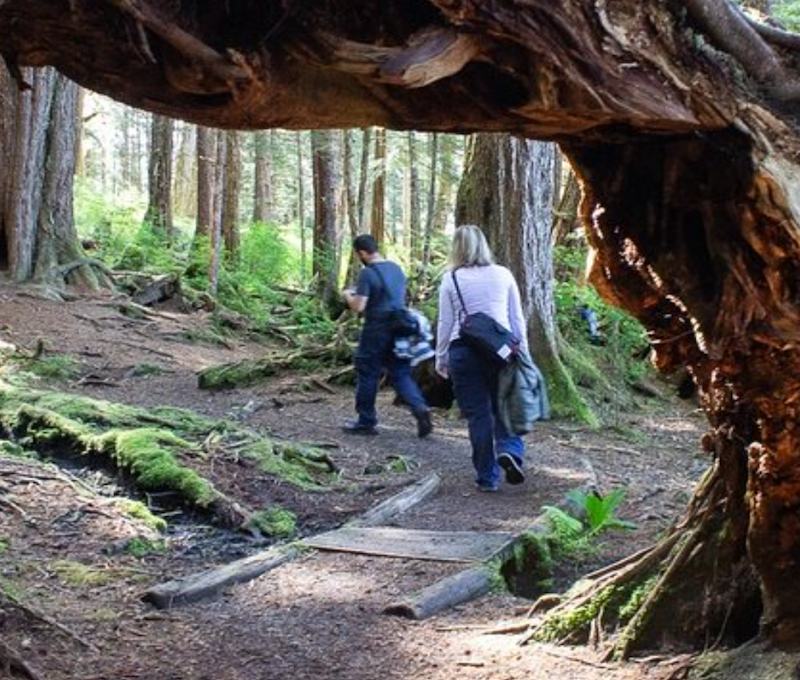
[565,488,637,536]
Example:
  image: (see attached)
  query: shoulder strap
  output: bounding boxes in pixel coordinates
[369,263,394,309]
[451,269,469,316]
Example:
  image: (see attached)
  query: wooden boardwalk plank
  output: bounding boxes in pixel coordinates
[301,526,514,563]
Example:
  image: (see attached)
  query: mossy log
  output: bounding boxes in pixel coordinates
[198,343,352,391]
[0,382,336,527]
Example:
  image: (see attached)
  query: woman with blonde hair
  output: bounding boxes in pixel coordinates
[436,225,528,492]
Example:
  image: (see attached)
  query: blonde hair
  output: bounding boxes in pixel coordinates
[449,224,495,268]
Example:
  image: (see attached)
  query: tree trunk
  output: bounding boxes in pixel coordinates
[311,129,340,311]
[33,74,104,289]
[343,130,361,285]
[0,67,101,288]
[208,129,226,294]
[7,0,800,651]
[457,134,593,422]
[222,130,241,260]
[552,167,581,246]
[143,114,174,237]
[74,87,86,180]
[5,68,55,282]
[296,131,307,280]
[357,128,373,235]
[173,123,197,218]
[420,132,439,272]
[195,126,216,243]
[407,131,422,264]
[253,131,274,224]
[370,127,386,245]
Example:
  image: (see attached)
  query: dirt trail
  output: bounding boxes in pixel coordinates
[0,283,706,680]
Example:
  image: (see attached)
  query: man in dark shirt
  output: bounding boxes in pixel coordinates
[342,234,432,437]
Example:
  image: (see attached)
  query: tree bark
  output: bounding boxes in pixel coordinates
[33,74,104,289]
[457,134,593,422]
[552,166,581,246]
[5,68,55,282]
[343,130,361,285]
[173,123,197,218]
[357,128,373,235]
[0,67,101,288]
[370,127,386,245]
[222,130,241,260]
[420,132,439,272]
[311,130,340,311]
[143,114,174,237]
[195,126,216,242]
[208,129,226,294]
[253,131,274,224]
[297,131,307,280]
[407,131,422,264]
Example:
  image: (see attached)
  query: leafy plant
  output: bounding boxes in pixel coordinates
[565,488,636,535]
[541,506,593,558]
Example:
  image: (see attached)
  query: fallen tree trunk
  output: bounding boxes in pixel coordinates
[143,545,300,609]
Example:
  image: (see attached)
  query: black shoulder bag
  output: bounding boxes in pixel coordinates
[452,269,517,364]
[369,264,419,337]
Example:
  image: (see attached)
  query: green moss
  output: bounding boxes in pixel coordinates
[0,381,335,508]
[198,358,278,390]
[0,577,25,603]
[539,352,598,427]
[247,506,298,538]
[533,583,624,642]
[242,440,333,490]
[123,537,167,558]
[0,440,33,458]
[51,560,113,587]
[18,354,79,381]
[115,499,167,532]
[618,573,660,625]
[0,538,8,555]
[2,398,219,510]
[130,363,166,377]
[95,429,217,507]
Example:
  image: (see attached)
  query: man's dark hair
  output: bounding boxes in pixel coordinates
[353,234,379,254]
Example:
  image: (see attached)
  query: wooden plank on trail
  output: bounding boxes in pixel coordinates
[352,472,441,527]
[142,546,299,609]
[301,527,514,563]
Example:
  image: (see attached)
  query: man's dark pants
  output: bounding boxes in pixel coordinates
[354,320,427,428]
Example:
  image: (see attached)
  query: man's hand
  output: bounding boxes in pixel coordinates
[343,288,367,313]
[436,365,449,380]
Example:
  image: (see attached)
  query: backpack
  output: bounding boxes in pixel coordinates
[369,264,419,337]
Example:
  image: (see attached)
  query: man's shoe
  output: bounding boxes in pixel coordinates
[476,482,499,493]
[341,421,378,436]
[497,453,525,485]
[414,409,433,438]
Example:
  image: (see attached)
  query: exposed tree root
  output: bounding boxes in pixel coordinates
[520,464,744,658]
[0,640,41,680]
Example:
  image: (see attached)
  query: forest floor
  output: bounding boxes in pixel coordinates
[0,282,714,680]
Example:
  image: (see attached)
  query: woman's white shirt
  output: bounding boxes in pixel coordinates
[435,264,528,377]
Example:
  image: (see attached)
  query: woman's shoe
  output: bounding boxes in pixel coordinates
[341,420,378,436]
[497,453,525,485]
[476,482,499,493]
